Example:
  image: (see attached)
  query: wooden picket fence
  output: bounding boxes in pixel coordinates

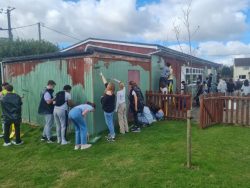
[145,91,192,120]
[200,93,250,128]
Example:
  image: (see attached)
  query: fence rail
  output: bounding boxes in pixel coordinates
[200,93,250,128]
[146,91,192,120]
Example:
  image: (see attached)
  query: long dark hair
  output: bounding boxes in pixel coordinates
[86,101,96,109]
[243,79,249,87]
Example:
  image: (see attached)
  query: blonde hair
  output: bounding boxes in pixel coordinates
[119,82,124,90]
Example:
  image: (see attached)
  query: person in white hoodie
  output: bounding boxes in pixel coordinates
[113,79,129,134]
[241,79,250,96]
[217,78,227,94]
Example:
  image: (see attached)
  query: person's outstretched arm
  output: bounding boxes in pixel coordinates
[113,78,121,84]
[100,72,108,85]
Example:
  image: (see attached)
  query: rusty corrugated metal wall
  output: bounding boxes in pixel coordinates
[2,56,94,134]
[2,53,152,135]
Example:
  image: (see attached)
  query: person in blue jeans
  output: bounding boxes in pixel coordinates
[100,72,116,142]
[69,102,96,150]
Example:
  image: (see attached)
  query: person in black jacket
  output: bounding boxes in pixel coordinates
[207,73,213,93]
[129,81,145,132]
[194,81,203,107]
[100,73,116,142]
[227,78,235,96]
[1,85,23,146]
[38,80,56,143]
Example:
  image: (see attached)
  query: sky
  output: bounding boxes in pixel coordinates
[0,0,250,65]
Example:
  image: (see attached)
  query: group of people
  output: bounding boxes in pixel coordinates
[1,70,163,150]
[217,78,250,96]
[193,75,250,106]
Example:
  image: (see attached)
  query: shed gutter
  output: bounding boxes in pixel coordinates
[2,51,93,64]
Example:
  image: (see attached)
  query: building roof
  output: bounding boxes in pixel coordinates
[61,37,220,67]
[61,37,159,52]
[1,46,150,64]
[234,58,250,67]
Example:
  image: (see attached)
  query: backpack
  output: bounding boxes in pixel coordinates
[55,91,65,106]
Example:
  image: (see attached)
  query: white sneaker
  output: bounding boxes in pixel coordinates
[47,139,54,144]
[11,141,24,145]
[81,144,92,150]
[74,145,80,150]
[61,141,70,145]
[3,142,11,147]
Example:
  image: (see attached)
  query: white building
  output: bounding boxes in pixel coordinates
[234,58,250,81]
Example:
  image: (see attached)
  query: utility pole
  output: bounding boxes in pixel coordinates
[0,7,15,41]
[6,7,15,41]
[38,22,41,42]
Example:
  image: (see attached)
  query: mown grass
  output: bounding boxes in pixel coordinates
[0,121,250,188]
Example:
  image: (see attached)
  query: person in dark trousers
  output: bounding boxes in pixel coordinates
[227,78,235,96]
[100,72,116,142]
[194,81,203,107]
[38,80,56,143]
[235,79,243,96]
[129,81,145,132]
[53,85,74,145]
[1,85,23,146]
[207,73,213,93]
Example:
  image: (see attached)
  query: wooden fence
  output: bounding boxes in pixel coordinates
[200,93,250,128]
[145,91,192,120]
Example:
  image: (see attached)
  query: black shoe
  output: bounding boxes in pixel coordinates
[131,128,141,133]
[107,137,115,142]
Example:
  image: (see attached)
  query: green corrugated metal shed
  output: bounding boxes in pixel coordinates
[1,48,153,135]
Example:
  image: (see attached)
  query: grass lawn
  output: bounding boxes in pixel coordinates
[1,121,250,188]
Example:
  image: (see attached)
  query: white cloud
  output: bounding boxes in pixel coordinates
[0,0,250,65]
[0,0,249,43]
[169,41,250,65]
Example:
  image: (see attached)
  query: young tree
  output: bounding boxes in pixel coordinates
[172,0,199,66]
[172,0,199,169]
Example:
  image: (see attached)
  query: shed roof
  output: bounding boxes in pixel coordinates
[1,46,150,64]
[61,37,220,67]
[234,58,250,67]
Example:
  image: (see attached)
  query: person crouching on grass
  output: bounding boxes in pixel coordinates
[100,72,116,142]
[69,102,96,150]
[1,85,23,146]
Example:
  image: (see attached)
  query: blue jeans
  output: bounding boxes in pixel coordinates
[104,112,115,138]
[156,111,164,120]
[69,109,87,145]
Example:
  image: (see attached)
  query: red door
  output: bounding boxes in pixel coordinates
[128,70,140,86]
[127,70,140,120]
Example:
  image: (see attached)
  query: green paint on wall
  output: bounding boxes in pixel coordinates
[5,58,95,134]
[92,60,150,134]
